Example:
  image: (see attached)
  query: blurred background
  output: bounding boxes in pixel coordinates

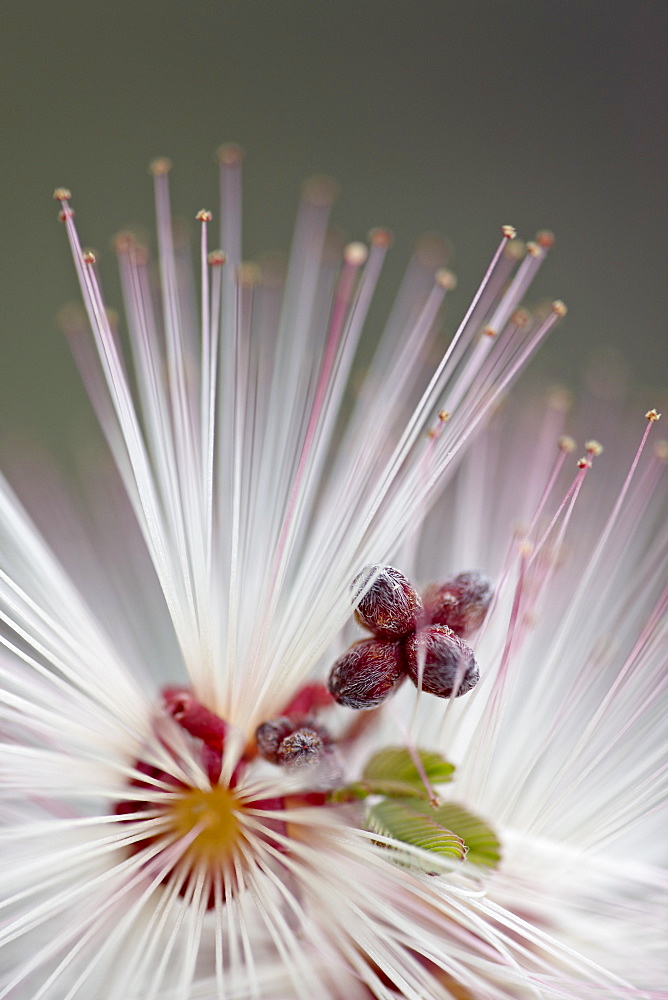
[1,0,666,460]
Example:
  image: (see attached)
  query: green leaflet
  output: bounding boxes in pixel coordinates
[328,779,431,803]
[382,798,501,869]
[362,746,455,788]
[329,744,501,870]
[428,801,501,868]
[369,798,466,860]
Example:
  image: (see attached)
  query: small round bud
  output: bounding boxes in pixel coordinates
[405,626,479,699]
[328,638,406,710]
[353,564,422,639]
[255,716,332,767]
[422,570,493,638]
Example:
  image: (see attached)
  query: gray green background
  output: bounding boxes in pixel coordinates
[1,0,666,459]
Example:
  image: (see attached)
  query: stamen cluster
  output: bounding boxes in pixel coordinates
[328,565,493,709]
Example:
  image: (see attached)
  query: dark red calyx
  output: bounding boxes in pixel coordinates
[162,687,228,750]
[353,564,423,639]
[404,625,479,698]
[422,570,493,637]
[255,715,333,767]
[328,637,406,710]
[280,682,334,717]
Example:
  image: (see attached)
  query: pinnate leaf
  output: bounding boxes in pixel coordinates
[396,798,501,868]
[369,798,466,860]
[362,747,455,788]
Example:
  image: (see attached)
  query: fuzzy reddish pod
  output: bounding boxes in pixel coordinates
[404,624,479,699]
[255,716,333,767]
[422,570,493,638]
[328,637,406,709]
[353,564,422,639]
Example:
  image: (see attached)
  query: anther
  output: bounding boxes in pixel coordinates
[53,187,72,201]
[535,230,555,249]
[435,268,457,290]
[585,440,604,456]
[149,157,172,176]
[113,231,137,254]
[558,435,576,453]
[548,386,573,412]
[82,250,96,265]
[208,250,227,267]
[302,175,339,207]
[368,227,394,248]
[551,300,568,318]
[511,308,531,327]
[237,262,261,286]
[501,224,517,239]
[196,209,213,222]
[344,241,369,267]
[645,409,661,422]
[216,143,244,166]
[654,440,668,462]
[504,239,526,261]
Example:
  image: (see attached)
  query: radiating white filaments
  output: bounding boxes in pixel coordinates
[53,170,562,732]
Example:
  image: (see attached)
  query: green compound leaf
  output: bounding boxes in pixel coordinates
[362,747,455,789]
[397,798,502,869]
[369,798,466,861]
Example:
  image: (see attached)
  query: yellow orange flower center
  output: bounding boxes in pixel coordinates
[169,785,243,864]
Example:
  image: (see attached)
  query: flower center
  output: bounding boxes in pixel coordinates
[168,785,242,864]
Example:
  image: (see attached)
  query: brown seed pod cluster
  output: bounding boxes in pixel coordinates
[255,716,334,767]
[328,565,492,710]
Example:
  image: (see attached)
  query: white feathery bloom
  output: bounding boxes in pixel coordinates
[0,150,665,1000]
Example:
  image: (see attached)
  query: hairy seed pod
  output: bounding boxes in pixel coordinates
[353,564,422,638]
[404,625,479,699]
[256,716,332,766]
[422,570,493,637]
[328,638,406,709]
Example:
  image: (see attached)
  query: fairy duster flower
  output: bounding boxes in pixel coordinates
[0,148,665,999]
